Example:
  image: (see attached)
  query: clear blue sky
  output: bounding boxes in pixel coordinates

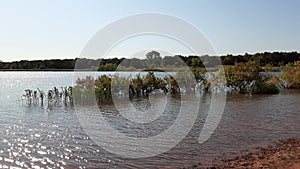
[1,0,300,61]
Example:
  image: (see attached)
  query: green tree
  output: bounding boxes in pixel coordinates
[146,50,161,60]
[191,57,202,67]
[146,51,162,68]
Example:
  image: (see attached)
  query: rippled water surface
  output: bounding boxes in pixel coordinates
[0,72,299,168]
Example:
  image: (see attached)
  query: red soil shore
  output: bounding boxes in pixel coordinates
[184,138,300,169]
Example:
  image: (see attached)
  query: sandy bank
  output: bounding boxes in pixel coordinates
[184,138,300,169]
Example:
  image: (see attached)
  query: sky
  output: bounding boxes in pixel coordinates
[0,0,300,61]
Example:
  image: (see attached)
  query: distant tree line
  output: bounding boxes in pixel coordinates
[0,59,76,70]
[220,51,300,66]
[1,51,300,71]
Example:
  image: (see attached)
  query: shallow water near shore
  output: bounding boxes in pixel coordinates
[0,71,299,168]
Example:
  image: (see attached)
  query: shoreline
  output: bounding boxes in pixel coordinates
[186,138,300,169]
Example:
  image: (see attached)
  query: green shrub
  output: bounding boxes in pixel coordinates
[222,62,281,94]
[281,61,300,89]
[254,83,280,94]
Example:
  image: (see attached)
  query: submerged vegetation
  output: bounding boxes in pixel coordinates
[71,70,280,106]
[223,62,280,94]
[21,60,300,107]
[20,51,300,107]
[281,61,300,89]
[72,59,300,106]
[22,87,74,108]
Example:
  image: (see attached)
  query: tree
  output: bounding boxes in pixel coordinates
[191,57,202,67]
[145,51,162,68]
[146,50,161,60]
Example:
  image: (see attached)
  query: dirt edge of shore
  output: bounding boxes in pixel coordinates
[184,138,300,169]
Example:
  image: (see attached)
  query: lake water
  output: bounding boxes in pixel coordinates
[0,71,299,168]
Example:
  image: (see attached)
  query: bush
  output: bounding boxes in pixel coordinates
[223,62,280,94]
[281,61,300,89]
[254,83,280,94]
[224,62,260,93]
